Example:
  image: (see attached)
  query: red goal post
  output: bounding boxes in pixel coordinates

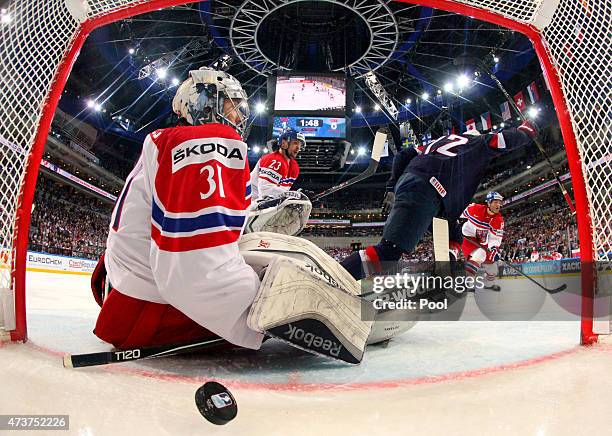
[0,0,609,343]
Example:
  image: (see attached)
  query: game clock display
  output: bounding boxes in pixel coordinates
[273,116,346,139]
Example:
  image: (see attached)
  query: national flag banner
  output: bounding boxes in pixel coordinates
[500,101,511,120]
[465,118,476,131]
[480,112,491,130]
[527,81,540,104]
[403,137,414,149]
[513,91,526,111]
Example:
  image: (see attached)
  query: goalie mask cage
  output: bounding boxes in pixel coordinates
[0,0,609,343]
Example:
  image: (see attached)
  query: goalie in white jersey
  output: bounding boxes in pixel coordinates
[90,67,372,364]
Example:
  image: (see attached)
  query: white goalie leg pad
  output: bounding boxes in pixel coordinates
[240,233,413,347]
[247,257,373,364]
[240,231,360,297]
[241,251,278,278]
[244,193,312,236]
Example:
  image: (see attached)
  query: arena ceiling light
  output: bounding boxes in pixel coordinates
[528,107,539,118]
[252,146,260,154]
[421,92,429,100]
[156,68,167,80]
[443,83,454,93]
[230,0,398,78]
[170,77,179,87]
[457,74,471,90]
[255,102,266,114]
[355,106,362,113]
[138,39,211,81]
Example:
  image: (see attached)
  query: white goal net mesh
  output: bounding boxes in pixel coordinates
[0,0,610,340]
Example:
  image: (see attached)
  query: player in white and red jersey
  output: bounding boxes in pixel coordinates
[89,68,369,363]
[461,191,505,291]
[90,67,263,350]
[244,129,311,236]
[249,128,304,201]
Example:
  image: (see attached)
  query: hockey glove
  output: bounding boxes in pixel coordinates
[297,188,316,200]
[381,191,395,215]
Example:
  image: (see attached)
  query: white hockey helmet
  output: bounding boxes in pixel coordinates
[172,67,250,136]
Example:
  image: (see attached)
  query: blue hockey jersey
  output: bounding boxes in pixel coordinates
[390,128,532,220]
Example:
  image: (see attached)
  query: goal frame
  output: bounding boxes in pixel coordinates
[2,0,600,344]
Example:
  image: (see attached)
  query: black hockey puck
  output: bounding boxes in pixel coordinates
[194,381,237,425]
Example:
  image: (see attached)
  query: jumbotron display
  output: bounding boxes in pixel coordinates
[272,116,346,138]
[274,75,346,112]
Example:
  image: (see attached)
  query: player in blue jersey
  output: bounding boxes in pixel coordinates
[341,122,537,280]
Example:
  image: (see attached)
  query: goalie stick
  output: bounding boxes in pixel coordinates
[453,55,575,213]
[432,217,452,278]
[501,259,567,294]
[432,217,450,262]
[312,130,387,201]
[63,337,228,368]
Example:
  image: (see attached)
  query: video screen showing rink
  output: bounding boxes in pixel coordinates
[274,75,346,112]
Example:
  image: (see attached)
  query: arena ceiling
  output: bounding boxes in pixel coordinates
[61,0,542,144]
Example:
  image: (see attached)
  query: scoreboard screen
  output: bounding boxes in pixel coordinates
[272,116,346,139]
[274,75,346,112]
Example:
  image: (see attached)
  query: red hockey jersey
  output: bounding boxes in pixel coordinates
[249,151,300,200]
[461,202,505,249]
[105,123,263,349]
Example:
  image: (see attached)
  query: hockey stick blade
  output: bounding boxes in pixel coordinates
[63,337,227,368]
[502,260,567,294]
[313,131,387,201]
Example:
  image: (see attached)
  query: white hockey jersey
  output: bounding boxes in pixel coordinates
[105,123,264,349]
[249,150,300,201]
[461,202,504,250]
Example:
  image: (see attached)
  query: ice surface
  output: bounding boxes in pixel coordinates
[2,271,611,435]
